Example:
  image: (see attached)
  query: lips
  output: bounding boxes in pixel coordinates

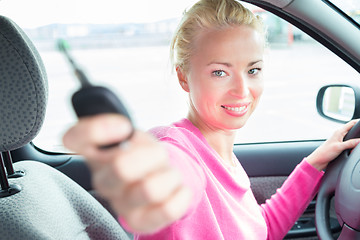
[221,105,247,112]
[221,103,250,116]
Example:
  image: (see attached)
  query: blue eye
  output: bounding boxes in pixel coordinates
[213,70,226,77]
[248,68,261,75]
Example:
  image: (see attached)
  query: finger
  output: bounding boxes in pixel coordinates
[342,119,359,134]
[125,186,192,234]
[91,163,125,199]
[331,120,359,141]
[113,132,169,183]
[91,131,170,200]
[89,131,166,197]
[123,167,183,210]
[342,138,360,150]
[63,114,132,154]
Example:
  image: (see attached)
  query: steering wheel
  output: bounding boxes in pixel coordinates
[315,121,360,239]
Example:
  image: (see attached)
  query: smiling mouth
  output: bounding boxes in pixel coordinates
[221,105,247,112]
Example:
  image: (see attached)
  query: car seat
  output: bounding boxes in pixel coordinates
[0,15,131,240]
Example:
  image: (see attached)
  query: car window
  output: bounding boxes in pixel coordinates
[329,0,360,25]
[0,0,359,152]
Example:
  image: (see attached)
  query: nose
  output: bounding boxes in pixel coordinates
[229,74,250,98]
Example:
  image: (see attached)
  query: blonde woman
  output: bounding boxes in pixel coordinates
[63,0,359,239]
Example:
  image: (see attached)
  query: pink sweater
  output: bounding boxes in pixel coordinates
[131,118,323,240]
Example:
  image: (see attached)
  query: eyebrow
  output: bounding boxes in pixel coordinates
[207,60,263,67]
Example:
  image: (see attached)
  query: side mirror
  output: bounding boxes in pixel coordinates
[317,84,360,123]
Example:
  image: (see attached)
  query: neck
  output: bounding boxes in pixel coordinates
[187,113,237,166]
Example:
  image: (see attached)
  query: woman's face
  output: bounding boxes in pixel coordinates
[179,25,265,132]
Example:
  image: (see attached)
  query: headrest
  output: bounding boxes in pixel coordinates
[0,16,48,151]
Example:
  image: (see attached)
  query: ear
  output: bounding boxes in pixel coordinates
[176,67,190,92]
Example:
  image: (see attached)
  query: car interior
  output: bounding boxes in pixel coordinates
[0,0,360,239]
[0,15,132,240]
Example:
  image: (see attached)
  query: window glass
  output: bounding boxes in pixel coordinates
[329,0,360,25]
[0,1,359,152]
[235,5,360,143]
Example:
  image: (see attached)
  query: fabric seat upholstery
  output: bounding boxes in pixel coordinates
[0,15,131,240]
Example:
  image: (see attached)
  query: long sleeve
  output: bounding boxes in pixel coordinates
[260,159,324,240]
[161,140,207,216]
[120,119,324,239]
[136,119,268,239]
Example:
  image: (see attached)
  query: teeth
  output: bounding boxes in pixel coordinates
[223,106,246,112]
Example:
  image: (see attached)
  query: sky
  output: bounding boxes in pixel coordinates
[331,0,360,11]
[0,0,197,28]
[1,0,359,29]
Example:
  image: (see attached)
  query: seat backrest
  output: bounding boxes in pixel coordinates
[2,160,131,240]
[0,16,131,239]
[0,15,47,152]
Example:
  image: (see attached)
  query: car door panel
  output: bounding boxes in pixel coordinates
[234,140,342,239]
[235,141,322,177]
[11,140,339,239]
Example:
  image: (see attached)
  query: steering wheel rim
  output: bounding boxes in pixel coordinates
[315,121,360,239]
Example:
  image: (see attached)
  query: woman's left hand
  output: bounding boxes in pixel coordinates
[306,119,360,171]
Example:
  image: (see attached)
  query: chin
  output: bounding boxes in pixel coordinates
[220,118,249,131]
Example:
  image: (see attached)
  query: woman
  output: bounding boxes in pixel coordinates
[63,0,360,239]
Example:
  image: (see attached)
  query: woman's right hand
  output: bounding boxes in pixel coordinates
[62,114,192,234]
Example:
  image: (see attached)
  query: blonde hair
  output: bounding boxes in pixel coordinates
[170,0,266,73]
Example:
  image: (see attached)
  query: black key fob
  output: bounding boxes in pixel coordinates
[72,86,132,120]
[57,38,134,148]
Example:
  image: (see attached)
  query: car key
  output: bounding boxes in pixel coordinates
[57,39,133,149]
